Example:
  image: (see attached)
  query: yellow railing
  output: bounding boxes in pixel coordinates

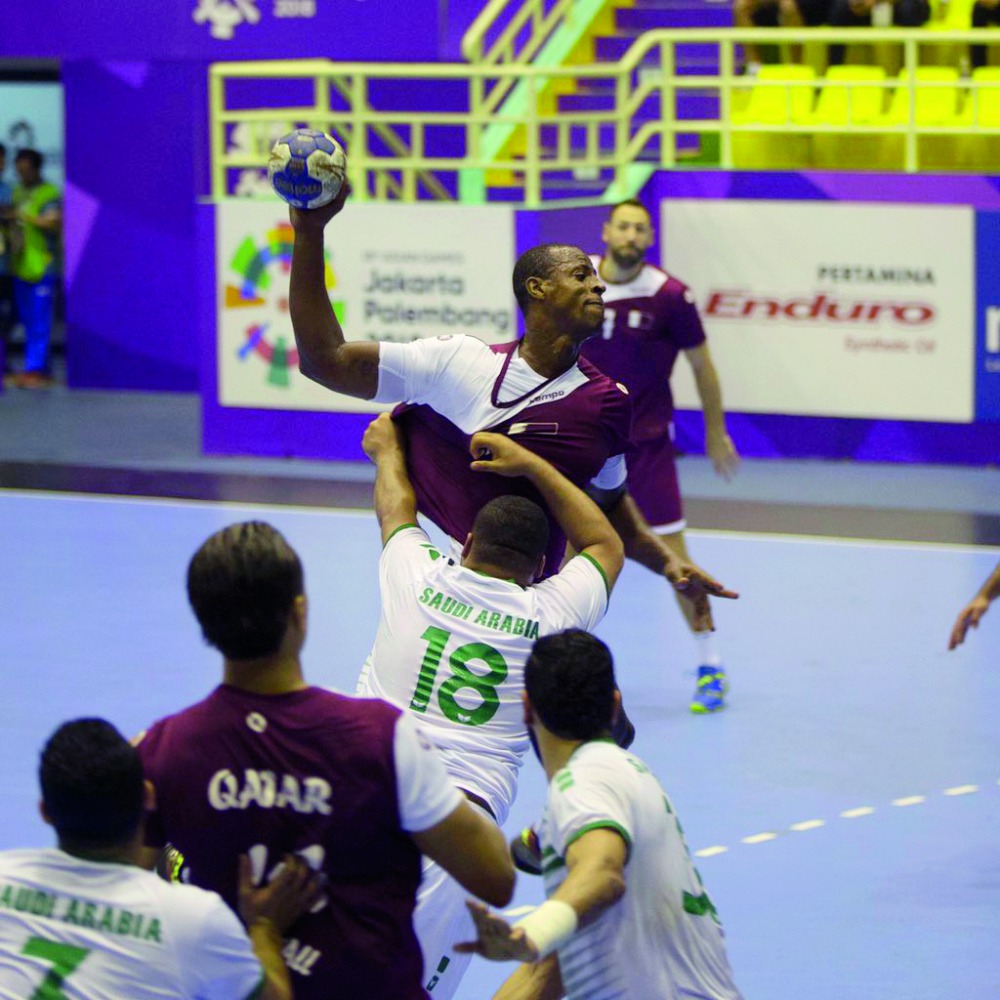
[209,29,1000,208]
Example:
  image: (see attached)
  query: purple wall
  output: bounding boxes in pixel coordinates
[9,2,446,391]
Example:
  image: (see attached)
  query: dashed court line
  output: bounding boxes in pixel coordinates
[692,781,994,860]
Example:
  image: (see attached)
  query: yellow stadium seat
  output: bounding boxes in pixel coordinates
[877,67,963,169]
[958,67,1000,169]
[731,66,816,168]
[808,66,890,169]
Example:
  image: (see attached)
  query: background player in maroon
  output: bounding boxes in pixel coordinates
[288,185,737,632]
[581,199,740,713]
[136,521,515,1000]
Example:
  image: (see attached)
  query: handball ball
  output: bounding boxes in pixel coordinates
[268,129,347,210]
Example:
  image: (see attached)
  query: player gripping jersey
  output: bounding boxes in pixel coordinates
[356,416,624,999]
[288,195,736,620]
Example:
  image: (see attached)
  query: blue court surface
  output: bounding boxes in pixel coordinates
[2,489,998,1000]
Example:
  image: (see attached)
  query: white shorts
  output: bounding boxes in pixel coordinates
[415,801,494,999]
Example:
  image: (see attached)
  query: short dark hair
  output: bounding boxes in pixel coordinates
[607,198,651,223]
[15,148,43,171]
[187,521,304,660]
[512,243,576,314]
[525,630,617,741]
[0,143,6,158]
[40,719,145,847]
[471,495,549,577]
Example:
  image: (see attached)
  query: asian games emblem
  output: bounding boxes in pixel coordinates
[226,222,344,387]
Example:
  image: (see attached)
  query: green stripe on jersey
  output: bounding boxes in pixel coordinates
[579,551,611,599]
[564,821,632,864]
[383,523,420,546]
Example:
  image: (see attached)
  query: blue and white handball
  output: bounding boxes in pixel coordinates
[268,129,347,210]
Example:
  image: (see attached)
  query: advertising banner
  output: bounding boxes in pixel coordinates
[216,201,516,413]
[662,200,975,423]
[975,212,1000,422]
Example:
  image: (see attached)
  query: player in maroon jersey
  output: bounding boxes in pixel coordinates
[136,521,515,1000]
[580,199,740,713]
[288,186,737,630]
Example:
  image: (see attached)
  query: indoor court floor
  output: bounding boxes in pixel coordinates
[2,482,998,1000]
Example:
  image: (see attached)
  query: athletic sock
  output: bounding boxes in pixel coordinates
[694,630,723,669]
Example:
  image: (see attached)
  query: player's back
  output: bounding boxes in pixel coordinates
[358,527,608,826]
[542,742,743,1000]
[137,685,426,1000]
[0,847,261,999]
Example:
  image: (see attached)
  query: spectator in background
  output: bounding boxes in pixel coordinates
[971,0,1000,69]
[827,0,930,64]
[0,143,13,370]
[7,148,60,388]
[733,0,831,72]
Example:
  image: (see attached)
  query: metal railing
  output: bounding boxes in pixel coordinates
[209,29,1000,207]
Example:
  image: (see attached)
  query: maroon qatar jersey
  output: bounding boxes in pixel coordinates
[384,338,633,578]
[137,685,427,1000]
[580,259,706,443]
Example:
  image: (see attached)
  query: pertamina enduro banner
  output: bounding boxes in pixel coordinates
[217,202,516,413]
[663,200,975,423]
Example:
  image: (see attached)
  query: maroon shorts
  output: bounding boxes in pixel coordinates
[626,430,685,533]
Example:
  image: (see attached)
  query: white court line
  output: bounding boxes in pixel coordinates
[686,527,1000,556]
[694,846,729,858]
[789,820,826,832]
[943,785,979,796]
[0,488,373,519]
[840,807,876,819]
[742,832,778,845]
[3,491,998,554]
[892,796,926,807]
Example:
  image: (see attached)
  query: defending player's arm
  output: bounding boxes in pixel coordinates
[456,828,627,963]
[684,343,739,481]
[395,713,516,907]
[469,431,624,591]
[288,187,382,398]
[949,559,1000,649]
[237,854,324,1000]
[362,413,418,545]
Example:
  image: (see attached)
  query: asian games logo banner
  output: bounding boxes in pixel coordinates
[662,199,974,423]
[216,201,515,413]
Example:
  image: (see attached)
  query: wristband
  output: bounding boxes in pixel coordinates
[513,899,578,959]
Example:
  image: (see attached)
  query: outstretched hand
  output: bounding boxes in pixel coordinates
[288,178,352,234]
[707,432,740,482]
[237,854,325,936]
[949,595,990,650]
[663,553,738,632]
[469,432,539,478]
[454,901,540,963]
[362,412,405,462]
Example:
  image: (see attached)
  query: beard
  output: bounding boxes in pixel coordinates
[610,246,645,269]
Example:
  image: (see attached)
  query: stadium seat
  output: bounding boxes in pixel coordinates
[731,65,816,168]
[958,67,1000,169]
[808,66,889,169]
[876,67,963,168]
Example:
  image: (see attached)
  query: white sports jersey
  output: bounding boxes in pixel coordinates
[541,742,743,1000]
[0,848,262,1000]
[375,335,627,491]
[357,526,608,826]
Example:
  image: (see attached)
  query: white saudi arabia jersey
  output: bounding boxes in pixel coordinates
[356,526,609,826]
[0,848,263,1000]
[541,742,743,1000]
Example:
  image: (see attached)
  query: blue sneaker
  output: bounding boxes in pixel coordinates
[690,666,727,714]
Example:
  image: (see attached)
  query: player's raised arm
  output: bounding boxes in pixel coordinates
[469,432,625,592]
[288,186,381,398]
[362,414,419,545]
